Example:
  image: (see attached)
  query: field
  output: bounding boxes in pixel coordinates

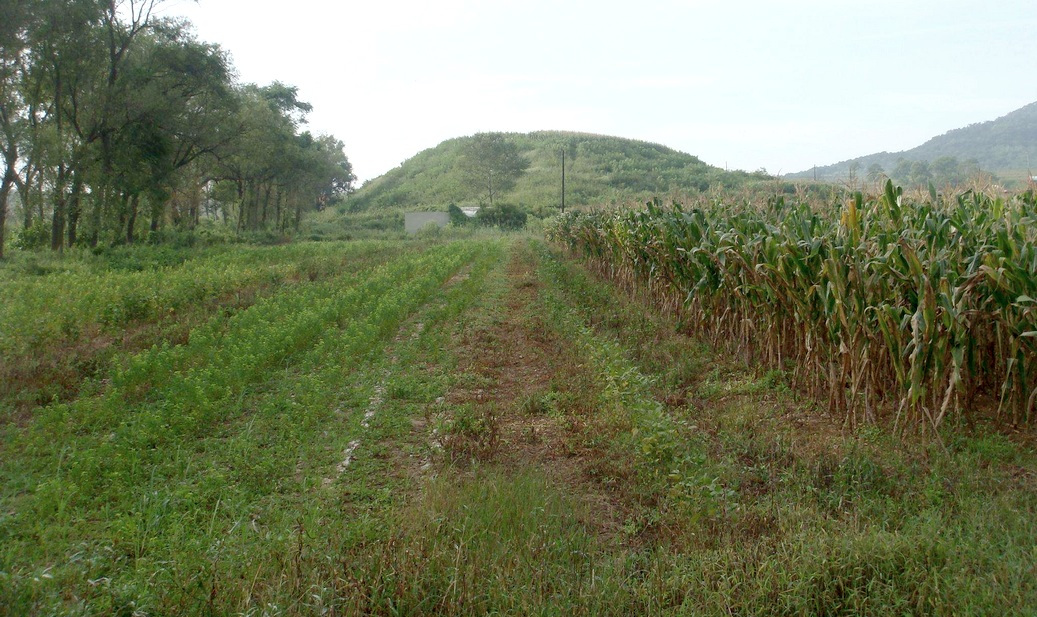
[1,231,1036,615]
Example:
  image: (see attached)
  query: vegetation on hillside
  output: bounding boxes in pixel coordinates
[346,131,771,214]
[849,156,997,193]
[0,0,355,258]
[792,101,1037,184]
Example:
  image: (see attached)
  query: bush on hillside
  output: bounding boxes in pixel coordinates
[475,203,527,230]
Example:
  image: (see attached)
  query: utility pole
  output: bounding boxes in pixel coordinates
[560,148,565,214]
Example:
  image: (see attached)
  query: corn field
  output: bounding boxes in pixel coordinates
[548,182,1037,429]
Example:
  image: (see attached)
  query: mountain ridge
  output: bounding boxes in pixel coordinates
[788,101,1037,183]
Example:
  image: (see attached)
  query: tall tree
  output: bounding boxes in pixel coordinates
[1,1,353,251]
[0,0,37,258]
[457,133,529,206]
[211,83,302,232]
[865,163,885,185]
[108,22,235,242]
[28,0,107,250]
[909,160,932,189]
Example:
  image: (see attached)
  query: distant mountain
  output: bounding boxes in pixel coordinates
[347,131,769,212]
[788,102,1037,183]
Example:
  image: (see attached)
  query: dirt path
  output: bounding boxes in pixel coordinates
[428,241,626,541]
[339,239,1037,615]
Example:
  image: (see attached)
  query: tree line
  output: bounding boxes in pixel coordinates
[853,156,995,192]
[0,0,355,258]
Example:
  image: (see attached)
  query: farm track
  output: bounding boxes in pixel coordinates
[2,237,1036,615]
[350,238,1037,615]
[421,242,627,540]
[325,262,477,486]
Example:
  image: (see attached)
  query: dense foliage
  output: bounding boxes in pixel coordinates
[474,202,527,230]
[0,0,355,258]
[549,183,1037,428]
[347,131,771,213]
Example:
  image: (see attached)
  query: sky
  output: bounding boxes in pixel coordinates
[160,0,1037,183]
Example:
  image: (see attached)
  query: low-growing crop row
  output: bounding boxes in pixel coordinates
[0,240,401,359]
[0,239,492,611]
[533,243,727,520]
[549,185,1037,429]
[0,241,408,411]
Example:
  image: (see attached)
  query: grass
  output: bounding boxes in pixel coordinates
[0,240,409,415]
[526,239,1037,615]
[1,235,1034,615]
[342,469,623,615]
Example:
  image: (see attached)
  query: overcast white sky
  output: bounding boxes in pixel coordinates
[161,0,1036,183]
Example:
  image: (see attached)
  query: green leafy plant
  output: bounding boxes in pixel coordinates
[548,185,1037,429]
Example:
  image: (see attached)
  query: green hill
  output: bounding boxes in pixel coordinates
[789,101,1037,184]
[346,131,769,213]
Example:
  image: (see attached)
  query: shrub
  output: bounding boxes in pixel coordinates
[475,203,527,230]
[448,203,469,226]
[12,221,50,251]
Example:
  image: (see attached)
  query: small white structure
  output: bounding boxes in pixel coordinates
[460,207,480,218]
[405,212,450,234]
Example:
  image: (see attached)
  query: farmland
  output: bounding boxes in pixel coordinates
[550,185,1037,429]
[1,226,1036,615]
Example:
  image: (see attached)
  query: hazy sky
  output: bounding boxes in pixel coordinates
[161,0,1036,182]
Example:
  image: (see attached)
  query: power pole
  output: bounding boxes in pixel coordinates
[560,148,566,214]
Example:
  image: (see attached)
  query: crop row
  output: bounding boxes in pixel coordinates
[549,185,1037,428]
[0,240,404,360]
[1,239,495,610]
[5,241,479,504]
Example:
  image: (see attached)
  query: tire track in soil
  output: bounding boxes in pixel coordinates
[321,265,473,486]
[424,242,627,543]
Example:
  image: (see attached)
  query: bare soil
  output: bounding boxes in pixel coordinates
[426,245,630,543]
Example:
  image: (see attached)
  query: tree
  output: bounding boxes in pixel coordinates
[865,163,885,184]
[0,2,353,251]
[456,133,529,206]
[109,23,236,242]
[930,156,962,187]
[891,158,912,185]
[561,136,578,212]
[0,0,36,258]
[282,132,355,230]
[909,160,932,189]
[21,0,106,251]
[210,85,353,234]
[212,83,311,232]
